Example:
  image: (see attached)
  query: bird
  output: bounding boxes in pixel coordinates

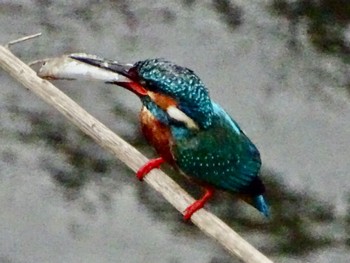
[67,55,270,220]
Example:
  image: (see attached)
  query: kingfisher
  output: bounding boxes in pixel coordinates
[65,55,270,220]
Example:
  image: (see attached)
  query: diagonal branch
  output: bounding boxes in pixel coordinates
[0,45,273,263]
[5,32,42,48]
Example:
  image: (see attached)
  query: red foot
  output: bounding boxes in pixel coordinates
[136,157,165,180]
[183,187,214,220]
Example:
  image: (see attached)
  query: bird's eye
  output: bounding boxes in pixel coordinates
[139,80,147,86]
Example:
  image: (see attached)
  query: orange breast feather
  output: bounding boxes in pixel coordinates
[140,107,175,164]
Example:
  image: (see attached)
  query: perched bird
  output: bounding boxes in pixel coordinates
[66,55,270,220]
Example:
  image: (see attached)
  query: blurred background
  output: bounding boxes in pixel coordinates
[0,1,349,262]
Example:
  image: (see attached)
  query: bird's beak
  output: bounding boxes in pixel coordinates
[69,54,148,97]
[69,54,132,78]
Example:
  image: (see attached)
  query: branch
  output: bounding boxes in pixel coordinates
[0,45,273,263]
[5,32,42,48]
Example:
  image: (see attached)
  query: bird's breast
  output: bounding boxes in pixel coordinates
[140,107,175,164]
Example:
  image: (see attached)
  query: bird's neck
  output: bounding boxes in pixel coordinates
[139,107,175,164]
[140,97,197,140]
[141,97,169,125]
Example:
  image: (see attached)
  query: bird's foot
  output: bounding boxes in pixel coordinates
[136,157,165,180]
[183,187,214,220]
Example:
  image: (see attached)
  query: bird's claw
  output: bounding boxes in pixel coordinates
[183,187,214,220]
[136,157,165,180]
[183,201,205,220]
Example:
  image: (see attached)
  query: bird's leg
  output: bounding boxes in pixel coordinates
[183,186,214,220]
[136,157,165,180]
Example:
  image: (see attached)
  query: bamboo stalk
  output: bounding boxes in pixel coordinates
[0,45,273,263]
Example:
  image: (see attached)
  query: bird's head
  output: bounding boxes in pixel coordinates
[70,56,214,130]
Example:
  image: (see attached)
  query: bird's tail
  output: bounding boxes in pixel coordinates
[252,195,270,218]
[238,193,270,218]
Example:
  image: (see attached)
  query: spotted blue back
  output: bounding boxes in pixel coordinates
[171,102,262,193]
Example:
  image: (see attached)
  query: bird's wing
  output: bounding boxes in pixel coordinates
[171,103,261,193]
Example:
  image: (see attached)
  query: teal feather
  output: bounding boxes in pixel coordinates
[171,102,261,194]
[253,195,270,218]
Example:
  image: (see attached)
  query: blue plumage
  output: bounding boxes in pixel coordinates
[172,102,261,192]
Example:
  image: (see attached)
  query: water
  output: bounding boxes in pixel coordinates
[1,1,349,262]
